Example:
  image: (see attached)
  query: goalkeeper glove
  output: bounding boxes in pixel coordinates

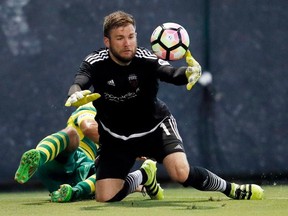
[185,50,202,90]
[65,90,101,107]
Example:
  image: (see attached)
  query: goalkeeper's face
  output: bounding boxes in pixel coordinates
[104,24,137,66]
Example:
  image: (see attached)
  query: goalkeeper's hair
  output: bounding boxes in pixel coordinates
[103,11,136,38]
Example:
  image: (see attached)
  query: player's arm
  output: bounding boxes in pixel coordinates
[67,84,82,97]
[79,118,99,143]
[65,62,101,107]
[76,103,99,143]
[67,61,93,96]
[156,52,201,88]
[156,60,188,85]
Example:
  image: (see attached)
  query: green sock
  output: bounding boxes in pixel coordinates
[72,174,96,200]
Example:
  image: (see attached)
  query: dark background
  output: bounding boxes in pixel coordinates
[0,0,287,189]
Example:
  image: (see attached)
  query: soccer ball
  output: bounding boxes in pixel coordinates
[150,22,190,61]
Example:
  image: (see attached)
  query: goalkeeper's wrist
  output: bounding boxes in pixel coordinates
[67,84,82,97]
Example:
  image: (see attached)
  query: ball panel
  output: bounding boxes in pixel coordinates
[150,26,163,44]
[151,43,167,60]
[169,46,187,61]
[160,30,180,48]
[179,28,190,47]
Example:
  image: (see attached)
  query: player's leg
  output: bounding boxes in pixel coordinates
[51,174,96,202]
[39,149,91,202]
[95,132,163,202]
[139,159,164,200]
[95,153,140,202]
[164,152,230,193]
[51,150,97,203]
[80,118,99,143]
[164,152,263,200]
[50,132,98,202]
[96,159,163,202]
[161,116,263,200]
[15,126,79,184]
[73,173,96,199]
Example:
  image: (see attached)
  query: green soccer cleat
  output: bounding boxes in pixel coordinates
[50,184,73,202]
[229,183,264,200]
[141,159,164,200]
[14,149,40,184]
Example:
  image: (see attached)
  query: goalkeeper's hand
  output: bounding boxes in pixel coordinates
[185,50,202,90]
[65,90,101,107]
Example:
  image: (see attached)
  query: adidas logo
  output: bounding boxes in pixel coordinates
[107,79,115,86]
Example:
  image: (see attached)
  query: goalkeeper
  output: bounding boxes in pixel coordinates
[65,10,263,203]
[14,103,155,202]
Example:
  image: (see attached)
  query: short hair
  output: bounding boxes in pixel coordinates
[103,11,136,38]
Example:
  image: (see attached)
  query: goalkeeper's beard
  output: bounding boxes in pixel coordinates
[109,46,136,64]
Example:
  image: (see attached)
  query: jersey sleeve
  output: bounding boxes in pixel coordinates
[73,61,94,89]
[72,49,109,90]
[136,47,188,85]
[155,59,188,85]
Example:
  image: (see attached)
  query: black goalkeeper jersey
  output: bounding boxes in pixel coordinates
[72,47,188,137]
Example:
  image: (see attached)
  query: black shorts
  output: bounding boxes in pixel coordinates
[96,115,185,180]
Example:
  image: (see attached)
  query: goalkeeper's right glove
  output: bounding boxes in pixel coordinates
[65,90,101,107]
[185,50,202,90]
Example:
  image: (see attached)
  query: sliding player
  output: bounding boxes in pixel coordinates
[15,102,164,202]
[15,102,99,202]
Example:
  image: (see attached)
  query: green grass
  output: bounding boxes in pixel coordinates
[0,185,287,216]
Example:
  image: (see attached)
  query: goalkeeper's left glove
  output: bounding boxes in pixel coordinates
[185,50,202,90]
[65,90,101,107]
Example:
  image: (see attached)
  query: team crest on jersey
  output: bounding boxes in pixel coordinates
[107,79,115,86]
[128,74,138,89]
